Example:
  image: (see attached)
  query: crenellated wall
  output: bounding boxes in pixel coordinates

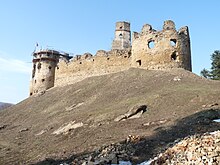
[55,49,131,86]
[30,20,192,92]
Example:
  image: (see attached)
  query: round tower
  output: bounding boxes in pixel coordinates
[29,49,61,96]
[112,21,131,50]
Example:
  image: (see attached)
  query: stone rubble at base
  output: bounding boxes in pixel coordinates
[150,130,220,165]
[58,130,220,165]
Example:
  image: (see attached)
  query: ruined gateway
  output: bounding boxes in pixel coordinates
[30,20,191,96]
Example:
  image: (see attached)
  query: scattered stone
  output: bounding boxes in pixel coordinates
[151,130,220,164]
[126,135,140,143]
[173,76,181,81]
[143,119,168,126]
[65,102,84,111]
[19,128,29,132]
[52,121,83,135]
[35,129,47,136]
[202,103,219,108]
[0,124,7,130]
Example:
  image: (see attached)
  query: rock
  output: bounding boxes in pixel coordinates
[52,121,83,135]
[126,135,140,143]
[173,76,181,81]
[35,129,47,136]
[143,119,168,127]
[19,128,29,132]
[0,124,7,130]
[114,115,127,122]
[151,130,220,164]
[114,105,147,121]
[202,103,219,108]
[81,162,87,165]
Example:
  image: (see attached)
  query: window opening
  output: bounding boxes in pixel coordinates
[148,40,155,49]
[32,64,36,78]
[136,60,142,66]
[170,39,177,47]
[37,63,41,69]
[171,52,177,61]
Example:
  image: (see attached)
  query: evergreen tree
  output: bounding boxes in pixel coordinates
[201,50,220,80]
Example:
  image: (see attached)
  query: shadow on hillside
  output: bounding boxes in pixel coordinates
[34,108,220,165]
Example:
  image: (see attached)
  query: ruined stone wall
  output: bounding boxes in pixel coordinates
[54,49,131,86]
[112,21,131,50]
[131,20,192,71]
[31,20,192,91]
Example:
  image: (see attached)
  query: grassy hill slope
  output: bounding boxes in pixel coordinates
[0,68,220,164]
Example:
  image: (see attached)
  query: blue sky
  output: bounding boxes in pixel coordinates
[0,0,220,103]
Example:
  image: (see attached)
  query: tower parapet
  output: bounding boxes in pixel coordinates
[112,21,131,50]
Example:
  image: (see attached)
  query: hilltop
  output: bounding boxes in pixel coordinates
[0,68,220,164]
[0,102,13,110]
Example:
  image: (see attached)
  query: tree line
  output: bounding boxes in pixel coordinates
[201,50,220,80]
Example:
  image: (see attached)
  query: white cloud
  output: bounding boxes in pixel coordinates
[0,57,31,74]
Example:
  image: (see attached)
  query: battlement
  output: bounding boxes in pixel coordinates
[30,20,192,95]
[55,49,131,86]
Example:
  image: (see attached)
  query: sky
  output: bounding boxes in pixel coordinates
[0,0,220,104]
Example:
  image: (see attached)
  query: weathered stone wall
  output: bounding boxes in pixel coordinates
[55,49,131,86]
[131,20,192,71]
[31,20,192,91]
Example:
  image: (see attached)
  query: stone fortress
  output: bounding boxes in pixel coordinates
[30,20,192,96]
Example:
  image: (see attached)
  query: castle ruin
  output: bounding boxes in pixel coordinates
[30,20,192,96]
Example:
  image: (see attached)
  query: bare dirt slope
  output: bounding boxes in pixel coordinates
[0,68,220,164]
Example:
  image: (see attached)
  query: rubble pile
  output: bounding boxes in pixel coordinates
[151,131,220,165]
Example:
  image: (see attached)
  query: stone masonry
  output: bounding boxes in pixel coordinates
[131,20,191,70]
[30,20,192,95]
[30,50,70,96]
